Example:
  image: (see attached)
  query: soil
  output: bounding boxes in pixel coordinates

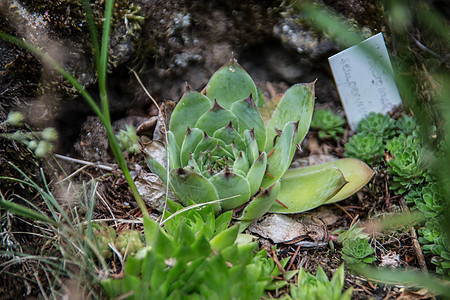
[0,0,448,299]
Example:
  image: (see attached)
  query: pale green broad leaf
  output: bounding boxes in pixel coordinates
[281,158,374,203]
[146,156,167,184]
[243,129,259,165]
[167,131,180,169]
[169,168,220,212]
[213,122,246,150]
[209,169,251,211]
[239,180,281,221]
[180,127,203,166]
[246,152,267,196]
[269,167,346,213]
[195,100,239,136]
[210,225,239,251]
[261,121,299,188]
[262,82,315,153]
[230,95,266,152]
[169,89,212,145]
[206,57,258,110]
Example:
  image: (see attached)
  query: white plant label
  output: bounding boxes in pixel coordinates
[328,33,402,131]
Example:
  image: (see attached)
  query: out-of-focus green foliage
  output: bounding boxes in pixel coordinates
[284,265,352,300]
[345,132,384,164]
[116,124,141,154]
[310,108,346,140]
[101,204,294,299]
[357,112,397,140]
[385,134,427,194]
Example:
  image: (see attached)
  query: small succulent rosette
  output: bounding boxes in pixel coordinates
[146,58,374,222]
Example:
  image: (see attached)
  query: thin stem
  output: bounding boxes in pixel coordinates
[98,0,114,125]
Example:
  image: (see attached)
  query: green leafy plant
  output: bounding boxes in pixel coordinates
[146,58,374,224]
[310,108,346,140]
[285,265,352,300]
[344,132,385,164]
[101,203,294,299]
[419,218,450,278]
[116,124,141,154]
[115,228,145,257]
[357,112,396,140]
[341,238,376,265]
[386,134,426,194]
[395,115,417,136]
[405,182,445,218]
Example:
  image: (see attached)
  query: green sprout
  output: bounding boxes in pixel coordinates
[310,108,346,140]
[344,132,385,164]
[116,124,141,154]
[146,58,374,225]
[286,265,352,300]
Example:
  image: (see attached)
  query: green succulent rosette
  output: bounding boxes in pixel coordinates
[146,58,374,222]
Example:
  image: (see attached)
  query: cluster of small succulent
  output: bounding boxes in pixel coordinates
[116,124,141,154]
[101,203,295,299]
[385,134,426,194]
[344,133,384,164]
[310,108,346,140]
[418,218,450,278]
[335,221,376,266]
[356,112,397,140]
[344,112,398,165]
[93,224,145,259]
[1,111,58,158]
[284,265,352,300]
[345,113,450,278]
[405,182,445,218]
[341,238,376,265]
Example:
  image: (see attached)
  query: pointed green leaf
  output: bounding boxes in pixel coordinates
[230,95,266,152]
[213,121,246,150]
[281,158,374,203]
[256,87,266,109]
[180,127,203,166]
[209,169,251,211]
[169,168,220,212]
[210,142,233,160]
[233,151,249,174]
[170,88,212,145]
[210,224,239,251]
[195,99,238,136]
[193,133,225,161]
[167,131,181,169]
[206,57,258,109]
[146,156,167,184]
[246,152,267,196]
[269,167,346,213]
[244,129,259,165]
[239,180,281,221]
[263,82,315,152]
[261,121,299,188]
[187,153,201,173]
